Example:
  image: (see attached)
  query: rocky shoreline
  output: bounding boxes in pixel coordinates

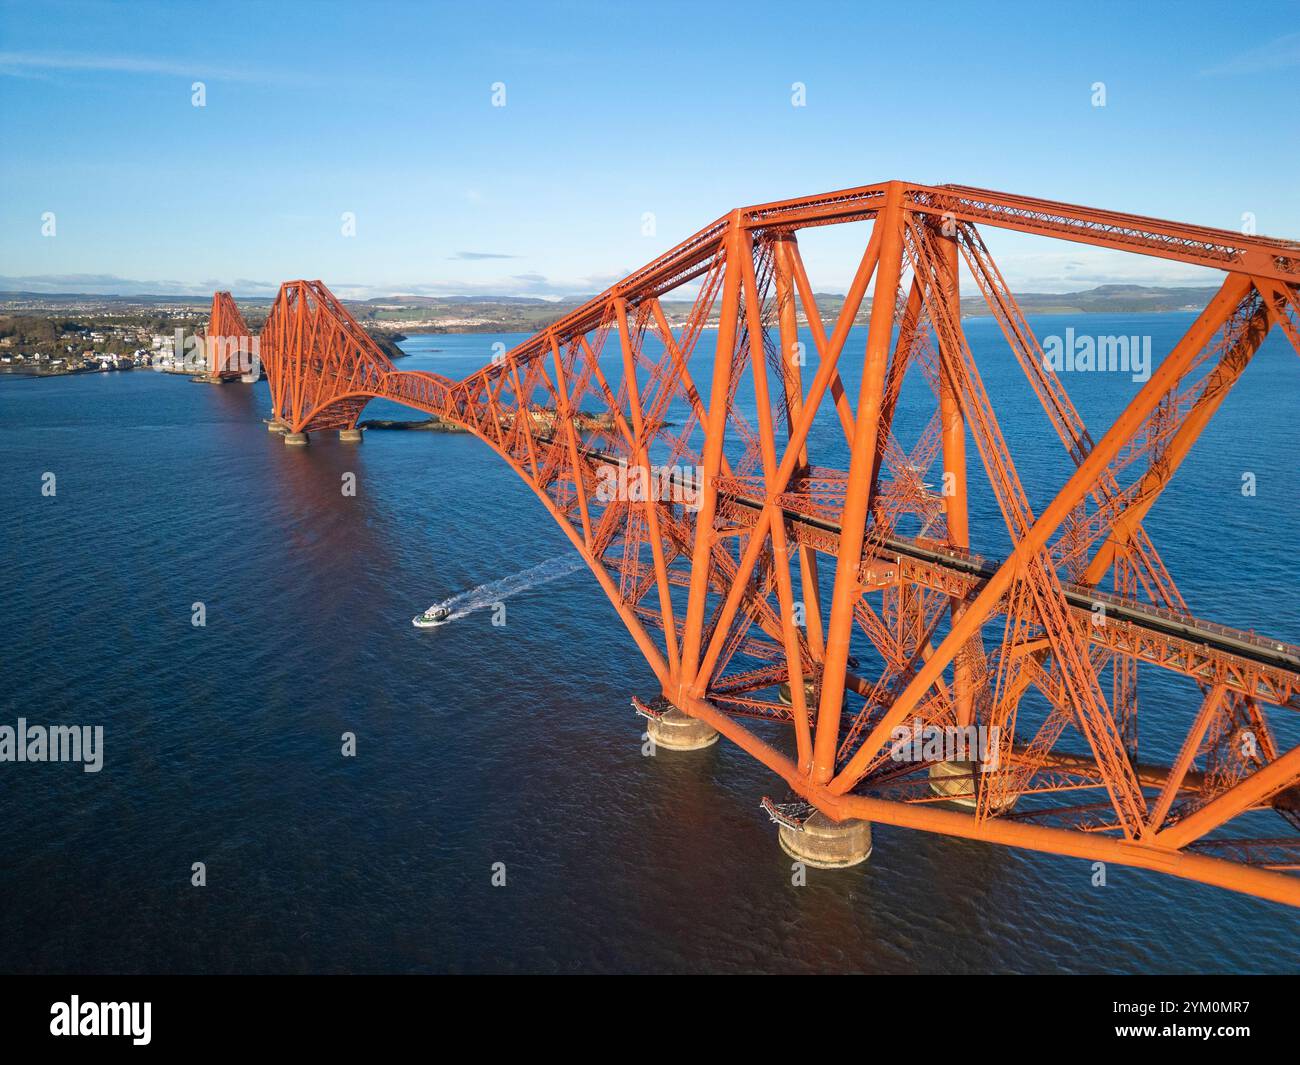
[356,416,470,432]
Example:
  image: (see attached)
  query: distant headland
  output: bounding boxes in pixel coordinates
[0,283,1224,341]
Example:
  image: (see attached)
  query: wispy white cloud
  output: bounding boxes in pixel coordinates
[0,50,310,85]
[0,274,280,297]
[449,251,521,261]
[1200,32,1300,76]
[0,272,603,301]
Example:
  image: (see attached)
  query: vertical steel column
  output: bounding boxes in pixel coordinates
[678,215,744,697]
[935,225,974,726]
[812,183,906,783]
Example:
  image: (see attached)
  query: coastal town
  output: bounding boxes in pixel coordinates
[0,306,204,376]
[0,299,400,377]
[1,332,184,374]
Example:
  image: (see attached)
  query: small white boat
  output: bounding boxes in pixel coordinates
[412,606,451,628]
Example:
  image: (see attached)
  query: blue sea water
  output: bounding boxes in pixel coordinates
[1,313,1297,973]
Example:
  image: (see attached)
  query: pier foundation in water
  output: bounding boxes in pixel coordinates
[338,428,363,442]
[646,706,718,751]
[283,432,309,446]
[928,759,1016,813]
[778,811,872,868]
[928,759,978,808]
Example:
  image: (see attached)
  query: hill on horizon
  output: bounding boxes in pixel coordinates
[0,283,1225,335]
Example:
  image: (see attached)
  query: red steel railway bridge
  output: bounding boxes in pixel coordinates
[205,181,1300,906]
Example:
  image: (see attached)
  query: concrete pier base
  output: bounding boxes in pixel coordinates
[283,432,309,447]
[778,678,846,710]
[778,679,815,706]
[779,811,872,868]
[646,706,718,751]
[267,420,288,433]
[928,759,1016,813]
[338,428,363,442]
[928,759,978,808]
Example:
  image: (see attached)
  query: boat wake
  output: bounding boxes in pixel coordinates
[416,554,587,627]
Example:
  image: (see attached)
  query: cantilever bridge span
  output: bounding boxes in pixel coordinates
[210,181,1300,905]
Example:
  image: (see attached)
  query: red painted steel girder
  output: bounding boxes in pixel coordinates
[235,181,1300,906]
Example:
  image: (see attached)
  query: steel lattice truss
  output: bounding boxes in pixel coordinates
[218,181,1300,905]
[204,291,254,379]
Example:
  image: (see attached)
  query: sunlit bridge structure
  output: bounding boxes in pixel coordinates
[203,291,254,381]
[207,181,1300,906]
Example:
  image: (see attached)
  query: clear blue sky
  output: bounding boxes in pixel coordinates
[2,0,1298,299]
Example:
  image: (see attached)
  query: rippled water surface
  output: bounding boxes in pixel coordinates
[2,316,1298,973]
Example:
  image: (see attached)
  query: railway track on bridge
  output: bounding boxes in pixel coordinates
[556,439,1300,681]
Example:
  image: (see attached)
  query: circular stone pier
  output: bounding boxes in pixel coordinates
[646,706,719,751]
[778,811,873,868]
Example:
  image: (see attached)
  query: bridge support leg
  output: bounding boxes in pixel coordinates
[283,432,309,446]
[267,419,287,433]
[338,428,363,442]
[779,811,872,869]
[647,705,718,751]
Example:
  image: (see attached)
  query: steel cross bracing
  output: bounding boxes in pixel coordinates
[216,180,1300,905]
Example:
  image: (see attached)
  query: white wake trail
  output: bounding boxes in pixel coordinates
[423,554,587,622]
